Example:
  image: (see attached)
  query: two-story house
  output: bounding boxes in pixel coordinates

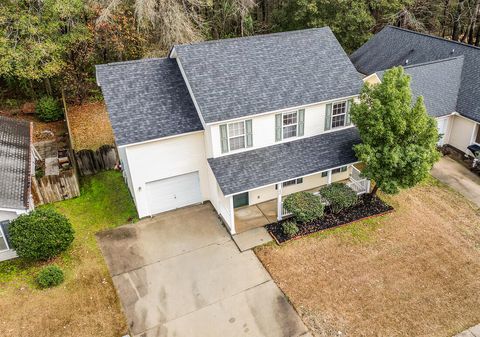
[351,26,480,156]
[96,27,370,234]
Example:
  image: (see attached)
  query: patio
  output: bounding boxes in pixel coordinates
[234,165,369,233]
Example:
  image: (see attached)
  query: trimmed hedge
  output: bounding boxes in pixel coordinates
[283,192,324,224]
[320,183,358,213]
[36,265,64,289]
[9,208,74,261]
[281,221,299,237]
[36,96,63,122]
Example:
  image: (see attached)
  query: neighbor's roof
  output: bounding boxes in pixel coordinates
[208,127,360,195]
[96,58,203,146]
[376,57,464,118]
[0,116,31,210]
[351,26,480,122]
[174,27,364,124]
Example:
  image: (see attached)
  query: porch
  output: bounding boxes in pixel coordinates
[234,165,370,233]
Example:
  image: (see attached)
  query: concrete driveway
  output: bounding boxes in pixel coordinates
[97,203,310,337]
[431,156,480,207]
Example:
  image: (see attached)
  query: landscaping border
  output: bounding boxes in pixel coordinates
[266,195,394,244]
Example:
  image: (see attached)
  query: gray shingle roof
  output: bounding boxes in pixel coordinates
[174,27,364,124]
[0,116,31,210]
[351,26,480,122]
[376,57,464,118]
[208,127,360,195]
[96,58,203,146]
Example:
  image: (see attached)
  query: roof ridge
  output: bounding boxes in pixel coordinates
[97,57,169,68]
[402,55,464,69]
[173,27,332,49]
[385,25,480,51]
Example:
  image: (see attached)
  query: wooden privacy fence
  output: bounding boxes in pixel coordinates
[31,169,80,205]
[74,145,118,176]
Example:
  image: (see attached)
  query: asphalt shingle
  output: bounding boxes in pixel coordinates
[175,27,364,124]
[0,116,31,210]
[376,57,464,118]
[96,58,203,146]
[351,26,480,122]
[208,127,361,195]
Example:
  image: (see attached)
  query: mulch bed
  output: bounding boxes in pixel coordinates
[266,194,394,244]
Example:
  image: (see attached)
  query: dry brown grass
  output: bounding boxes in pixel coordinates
[0,260,127,337]
[255,178,480,337]
[67,102,115,151]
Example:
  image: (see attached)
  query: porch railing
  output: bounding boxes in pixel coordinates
[347,166,370,195]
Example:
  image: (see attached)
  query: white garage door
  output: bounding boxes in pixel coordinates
[146,172,202,215]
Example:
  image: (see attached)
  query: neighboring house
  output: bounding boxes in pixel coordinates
[351,25,480,154]
[0,116,33,261]
[96,27,371,234]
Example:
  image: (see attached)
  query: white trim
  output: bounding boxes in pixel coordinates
[207,94,359,126]
[223,161,360,197]
[229,196,236,235]
[0,225,10,251]
[363,73,381,83]
[117,130,204,149]
[175,57,208,128]
[0,207,27,214]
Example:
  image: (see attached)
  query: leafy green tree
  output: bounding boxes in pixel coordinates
[271,0,375,52]
[0,0,88,96]
[350,67,440,196]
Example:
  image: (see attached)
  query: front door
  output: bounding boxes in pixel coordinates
[233,192,249,208]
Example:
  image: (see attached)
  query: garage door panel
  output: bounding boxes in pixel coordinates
[146,172,202,215]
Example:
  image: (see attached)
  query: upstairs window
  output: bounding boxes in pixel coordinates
[331,102,347,128]
[275,109,305,141]
[283,112,298,139]
[325,100,352,131]
[228,122,246,151]
[220,120,252,153]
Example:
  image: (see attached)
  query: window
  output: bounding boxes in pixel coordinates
[220,120,252,153]
[331,102,347,128]
[0,227,8,251]
[321,166,347,177]
[276,178,303,189]
[228,121,246,151]
[283,112,298,139]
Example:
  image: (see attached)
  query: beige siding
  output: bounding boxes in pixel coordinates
[248,168,351,206]
[448,115,477,153]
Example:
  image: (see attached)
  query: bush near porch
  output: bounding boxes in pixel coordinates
[256,177,480,337]
[272,185,392,243]
[0,171,138,337]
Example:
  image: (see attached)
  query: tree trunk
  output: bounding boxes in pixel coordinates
[44,77,52,96]
[452,0,465,40]
[476,24,480,45]
[442,0,450,37]
[371,184,379,197]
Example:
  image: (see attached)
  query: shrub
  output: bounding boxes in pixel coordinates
[36,265,64,289]
[283,192,324,224]
[36,96,63,122]
[9,208,74,261]
[320,183,358,213]
[281,221,299,238]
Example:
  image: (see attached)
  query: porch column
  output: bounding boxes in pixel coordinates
[229,196,236,235]
[327,170,332,185]
[277,183,283,221]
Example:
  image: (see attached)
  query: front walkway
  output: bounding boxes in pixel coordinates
[454,324,480,337]
[431,156,480,207]
[97,203,310,337]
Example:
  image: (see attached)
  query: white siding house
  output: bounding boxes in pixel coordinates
[95,28,373,234]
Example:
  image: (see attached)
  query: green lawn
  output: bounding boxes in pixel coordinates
[0,170,137,287]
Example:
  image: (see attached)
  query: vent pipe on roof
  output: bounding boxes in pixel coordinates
[405,59,409,65]
[451,48,455,54]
